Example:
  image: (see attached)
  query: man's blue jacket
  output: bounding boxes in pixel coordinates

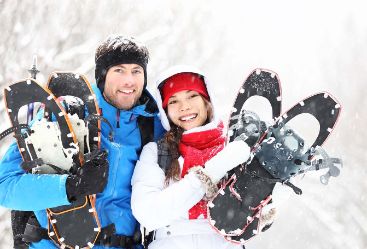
[0,84,164,248]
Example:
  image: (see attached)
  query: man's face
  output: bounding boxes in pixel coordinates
[103,64,145,110]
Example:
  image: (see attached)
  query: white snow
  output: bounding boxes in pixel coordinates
[105,35,143,51]
[0,1,366,248]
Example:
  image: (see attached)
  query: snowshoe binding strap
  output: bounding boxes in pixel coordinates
[302,146,343,185]
[0,124,30,141]
[255,121,312,180]
[242,167,302,195]
[283,181,302,195]
[229,110,268,147]
[20,158,44,172]
[255,92,341,181]
[85,114,114,142]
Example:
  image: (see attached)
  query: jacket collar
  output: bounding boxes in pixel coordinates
[91,84,158,118]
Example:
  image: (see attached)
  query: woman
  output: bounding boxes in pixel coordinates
[131,66,251,249]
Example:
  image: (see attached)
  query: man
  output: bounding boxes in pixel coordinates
[0,35,164,248]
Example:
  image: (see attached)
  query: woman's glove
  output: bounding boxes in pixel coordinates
[259,203,277,232]
[203,140,250,184]
[66,150,109,202]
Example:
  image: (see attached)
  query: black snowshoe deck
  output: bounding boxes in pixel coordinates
[4,79,77,165]
[47,72,100,152]
[45,72,102,248]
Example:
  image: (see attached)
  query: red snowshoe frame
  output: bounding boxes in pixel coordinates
[207,69,342,244]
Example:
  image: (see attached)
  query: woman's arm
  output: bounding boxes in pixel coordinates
[131,142,205,231]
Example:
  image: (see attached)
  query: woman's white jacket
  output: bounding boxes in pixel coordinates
[131,141,206,231]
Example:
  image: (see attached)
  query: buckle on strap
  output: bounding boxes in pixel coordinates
[95,224,142,248]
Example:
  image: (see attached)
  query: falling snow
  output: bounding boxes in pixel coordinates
[0,1,366,249]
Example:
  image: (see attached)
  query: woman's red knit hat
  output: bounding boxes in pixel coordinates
[160,72,210,108]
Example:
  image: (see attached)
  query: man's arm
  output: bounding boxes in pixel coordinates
[0,142,70,211]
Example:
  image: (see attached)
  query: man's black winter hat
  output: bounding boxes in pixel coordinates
[95,35,149,93]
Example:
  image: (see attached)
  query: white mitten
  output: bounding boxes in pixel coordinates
[203,140,250,184]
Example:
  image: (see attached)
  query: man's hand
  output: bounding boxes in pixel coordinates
[66,150,109,202]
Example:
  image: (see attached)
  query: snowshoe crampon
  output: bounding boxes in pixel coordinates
[3,73,102,249]
[207,69,342,244]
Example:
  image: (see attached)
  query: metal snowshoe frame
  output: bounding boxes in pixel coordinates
[208,69,342,244]
[2,73,103,249]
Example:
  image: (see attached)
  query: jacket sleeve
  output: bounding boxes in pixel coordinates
[131,142,205,231]
[0,142,70,211]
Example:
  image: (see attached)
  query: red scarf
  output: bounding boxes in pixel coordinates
[179,121,225,219]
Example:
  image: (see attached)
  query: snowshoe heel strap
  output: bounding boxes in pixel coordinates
[0,124,30,141]
[284,181,302,195]
[20,158,44,173]
[94,223,142,248]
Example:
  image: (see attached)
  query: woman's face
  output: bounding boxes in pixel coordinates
[166,90,209,131]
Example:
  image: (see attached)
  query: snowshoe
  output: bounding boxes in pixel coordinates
[207,69,342,244]
[3,74,102,248]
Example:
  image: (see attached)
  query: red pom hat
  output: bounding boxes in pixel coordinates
[160,72,210,108]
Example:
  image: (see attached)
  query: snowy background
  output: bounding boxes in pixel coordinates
[0,0,366,248]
